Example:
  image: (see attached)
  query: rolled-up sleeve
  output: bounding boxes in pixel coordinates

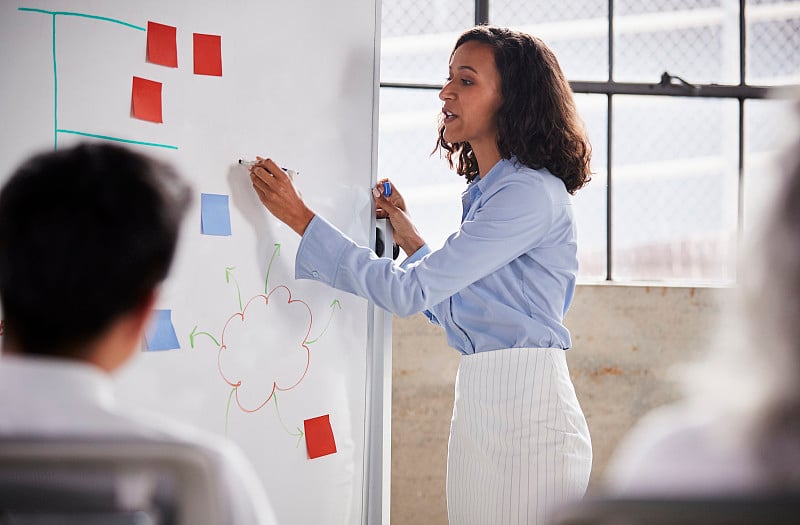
[400,245,431,269]
[296,215,428,317]
[295,177,553,317]
[400,245,439,324]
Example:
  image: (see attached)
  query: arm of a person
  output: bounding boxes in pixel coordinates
[296,177,554,317]
[399,243,440,324]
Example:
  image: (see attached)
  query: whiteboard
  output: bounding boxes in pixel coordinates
[0,1,388,523]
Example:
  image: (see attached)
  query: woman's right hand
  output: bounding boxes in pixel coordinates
[250,158,315,236]
[372,180,425,257]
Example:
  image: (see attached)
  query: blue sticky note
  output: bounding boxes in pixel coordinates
[201,193,232,236]
[144,309,180,351]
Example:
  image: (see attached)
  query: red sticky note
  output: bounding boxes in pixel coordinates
[193,33,222,76]
[304,414,337,459]
[147,21,177,67]
[131,76,163,123]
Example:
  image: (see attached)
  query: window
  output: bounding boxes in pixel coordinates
[379,0,800,284]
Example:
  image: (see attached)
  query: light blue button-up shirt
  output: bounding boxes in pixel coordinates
[295,157,578,355]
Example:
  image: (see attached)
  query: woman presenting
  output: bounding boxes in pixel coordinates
[250,25,593,525]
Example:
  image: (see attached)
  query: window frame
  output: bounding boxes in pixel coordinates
[380,0,799,282]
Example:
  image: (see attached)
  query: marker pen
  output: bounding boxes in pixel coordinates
[238,158,299,180]
[381,181,392,197]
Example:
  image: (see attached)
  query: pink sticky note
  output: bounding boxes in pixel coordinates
[147,21,178,67]
[131,76,163,123]
[304,414,337,459]
[193,33,222,76]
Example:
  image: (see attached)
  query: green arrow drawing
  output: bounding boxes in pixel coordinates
[224,387,236,436]
[225,266,243,312]
[306,299,342,345]
[189,325,220,349]
[273,392,304,448]
[264,243,281,293]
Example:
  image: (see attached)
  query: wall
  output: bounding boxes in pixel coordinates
[390,283,731,524]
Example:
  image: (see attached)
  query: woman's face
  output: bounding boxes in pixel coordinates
[439,40,503,149]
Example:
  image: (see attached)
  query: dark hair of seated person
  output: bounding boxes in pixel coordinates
[0,142,191,358]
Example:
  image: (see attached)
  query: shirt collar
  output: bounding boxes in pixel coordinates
[463,156,516,202]
[0,354,116,409]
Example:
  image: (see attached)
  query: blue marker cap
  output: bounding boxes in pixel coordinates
[382,181,392,197]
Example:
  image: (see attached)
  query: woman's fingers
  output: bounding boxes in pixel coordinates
[374,193,401,219]
[376,179,406,208]
[373,179,407,217]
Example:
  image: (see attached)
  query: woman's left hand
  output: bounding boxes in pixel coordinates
[373,189,425,257]
[374,178,407,219]
[250,157,315,236]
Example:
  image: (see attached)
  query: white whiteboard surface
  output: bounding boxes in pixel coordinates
[0,1,387,523]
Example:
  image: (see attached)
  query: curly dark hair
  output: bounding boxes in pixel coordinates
[434,25,592,194]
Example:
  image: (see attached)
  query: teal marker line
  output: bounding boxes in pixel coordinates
[51,13,57,149]
[57,129,179,150]
[20,7,146,149]
[18,8,146,31]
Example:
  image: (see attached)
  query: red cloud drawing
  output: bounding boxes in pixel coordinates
[217,285,311,412]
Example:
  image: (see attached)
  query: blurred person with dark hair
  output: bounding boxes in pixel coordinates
[0,142,278,524]
[606,99,800,495]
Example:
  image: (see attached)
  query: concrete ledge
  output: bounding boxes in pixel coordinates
[391,284,731,524]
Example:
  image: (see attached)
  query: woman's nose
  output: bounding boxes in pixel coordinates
[439,80,454,101]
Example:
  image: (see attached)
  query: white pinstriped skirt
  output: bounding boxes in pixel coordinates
[446,347,592,525]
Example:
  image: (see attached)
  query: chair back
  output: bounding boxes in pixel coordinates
[0,438,224,525]
[548,495,800,525]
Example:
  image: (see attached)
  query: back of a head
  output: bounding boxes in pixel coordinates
[0,142,191,358]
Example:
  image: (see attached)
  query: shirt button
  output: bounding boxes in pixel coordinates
[312,270,319,278]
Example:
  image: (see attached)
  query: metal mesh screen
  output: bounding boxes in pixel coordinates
[746,0,800,84]
[573,94,609,280]
[378,88,463,251]
[743,98,800,235]
[380,0,474,84]
[379,0,800,283]
[490,0,609,81]
[614,0,741,84]
[611,96,739,282]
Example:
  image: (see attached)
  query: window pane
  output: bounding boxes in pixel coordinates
[490,0,609,81]
[614,0,740,84]
[378,89,611,276]
[574,94,609,280]
[611,96,739,283]
[744,98,799,234]
[746,0,800,85]
[378,88,463,251]
[381,0,473,84]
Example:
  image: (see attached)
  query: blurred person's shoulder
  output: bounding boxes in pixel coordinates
[605,401,764,497]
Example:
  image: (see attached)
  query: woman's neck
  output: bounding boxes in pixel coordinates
[471,141,502,179]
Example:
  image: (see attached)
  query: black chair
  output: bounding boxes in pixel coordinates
[0,438,224,525]
[548,495,800,525]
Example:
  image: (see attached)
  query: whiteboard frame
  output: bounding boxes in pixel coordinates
[364,1,391,523]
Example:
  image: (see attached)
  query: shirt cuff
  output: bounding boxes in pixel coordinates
[295,215,349,286]
[399,243,431,269]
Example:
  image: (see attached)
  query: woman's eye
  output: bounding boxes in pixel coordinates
[461,79,473,86]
